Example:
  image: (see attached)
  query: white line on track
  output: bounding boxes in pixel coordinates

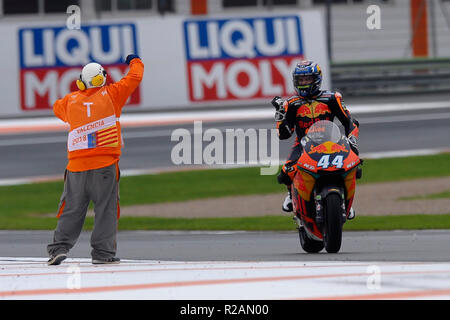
[360,148,450,159]
[1,111,450,147]
[0,129,174,147]
[0,136,66,146]
[358,111,450,124]
[0,101,449,134]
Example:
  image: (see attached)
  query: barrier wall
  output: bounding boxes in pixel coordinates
[0,10,329,117]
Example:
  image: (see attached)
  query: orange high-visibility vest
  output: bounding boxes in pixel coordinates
[66,88,122,168]
[53,59,144,172]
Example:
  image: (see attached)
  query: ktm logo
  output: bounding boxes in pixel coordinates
[297,101,330,118]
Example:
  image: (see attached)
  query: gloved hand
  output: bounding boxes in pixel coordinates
[271,96,284,110]
[271,96,286,121]
[125,54,140,65]
[347,135,359,155]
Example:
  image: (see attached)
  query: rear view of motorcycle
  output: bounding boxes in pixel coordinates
[291,120,362,253]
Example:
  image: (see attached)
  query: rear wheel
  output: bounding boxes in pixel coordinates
[299,226,324,253]
[323,193,343,253]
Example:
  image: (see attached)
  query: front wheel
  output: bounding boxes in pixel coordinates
[299,227,324,253]
[323,193,343,253]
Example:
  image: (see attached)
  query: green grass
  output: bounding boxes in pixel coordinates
[0,153,449,230]
[124,213,450,231]
[3,214,449,232]
[117,214,450,231]
[400,190,450,201]
[357,152,450,184]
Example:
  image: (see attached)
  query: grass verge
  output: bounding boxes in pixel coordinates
[400,190,450,201]
[118,213,450,231]
[2,214,449,231]
[0,153,449,230]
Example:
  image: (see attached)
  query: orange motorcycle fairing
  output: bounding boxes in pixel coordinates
[344,168,357,200]
[292,185,324,240]
[292,169,316,202]
[296,151,319,174]
[343,150,361,171]
[291,171,323,240]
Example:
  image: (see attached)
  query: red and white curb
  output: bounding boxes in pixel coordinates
[1,258,450,300]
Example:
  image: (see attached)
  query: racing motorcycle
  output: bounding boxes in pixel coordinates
[291,120,361,253]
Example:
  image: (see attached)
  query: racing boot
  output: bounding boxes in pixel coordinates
[282,190,293,213]
[347,207,356,220]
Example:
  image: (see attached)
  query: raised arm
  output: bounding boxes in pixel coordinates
[107,55,144,116]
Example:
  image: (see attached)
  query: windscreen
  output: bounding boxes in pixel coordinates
[306,120,342,144]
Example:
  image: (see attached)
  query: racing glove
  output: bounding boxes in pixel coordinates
[347,135,359,155]
[125,54,140,65]
[271,96,286,121]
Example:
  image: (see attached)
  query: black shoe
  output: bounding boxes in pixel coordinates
[92,257,120,265]
[48,253,67,266]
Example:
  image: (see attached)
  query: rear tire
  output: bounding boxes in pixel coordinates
[323,193,343,253]
[299,227,324,253]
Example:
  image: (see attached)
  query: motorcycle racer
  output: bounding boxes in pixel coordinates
[272,61,360,217]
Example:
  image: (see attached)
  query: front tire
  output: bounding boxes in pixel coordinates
[299,227,324,253]
[323,193,343,253]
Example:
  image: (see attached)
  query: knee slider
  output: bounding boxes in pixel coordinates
[356,166,363,179]
[277,170,292,185]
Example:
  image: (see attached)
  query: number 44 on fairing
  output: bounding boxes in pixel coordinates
[317,154,344,169]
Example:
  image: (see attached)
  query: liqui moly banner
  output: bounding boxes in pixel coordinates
[18,23,140,111]
[0,11,327,116]
[184,15,307,103]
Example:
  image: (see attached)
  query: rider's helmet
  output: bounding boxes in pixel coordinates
[292,61,322,98]
[76,62,107,91]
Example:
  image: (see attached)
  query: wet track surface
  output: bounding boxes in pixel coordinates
[1,96,449,267]
[0,106,449,179]
[1,230,449,262]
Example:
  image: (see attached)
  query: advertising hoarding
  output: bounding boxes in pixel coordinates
[0,10,328,116]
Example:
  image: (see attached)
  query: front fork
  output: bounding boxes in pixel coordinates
[314,188,347,228]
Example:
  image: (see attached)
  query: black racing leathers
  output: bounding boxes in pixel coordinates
[275,90,359,185]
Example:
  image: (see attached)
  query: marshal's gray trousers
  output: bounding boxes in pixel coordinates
[47,163,120,260]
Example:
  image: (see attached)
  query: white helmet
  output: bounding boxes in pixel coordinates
[76,62,107,91]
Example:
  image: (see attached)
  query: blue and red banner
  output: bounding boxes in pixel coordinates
[183,16,304,102]
[18,23,140,111]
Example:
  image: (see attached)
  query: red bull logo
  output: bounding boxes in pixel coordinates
[308,141,348,155]
[297,104,312,118]
[330,143,349,153]
[313,103,330,117]
[296,101,330,118]
[300,118,327,129]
